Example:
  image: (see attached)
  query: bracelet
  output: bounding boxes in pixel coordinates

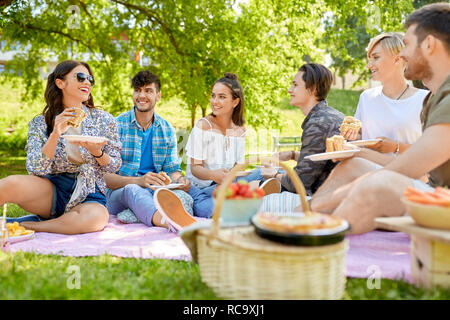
[92,149,104,158]
[394,141,400,154]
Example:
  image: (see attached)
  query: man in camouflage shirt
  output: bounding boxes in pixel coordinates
[268,63,345,196]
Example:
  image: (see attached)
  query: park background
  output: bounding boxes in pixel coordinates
[0,0,448,299]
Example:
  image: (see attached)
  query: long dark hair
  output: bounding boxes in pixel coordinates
[43,60,95,137]
[211,73,245,126]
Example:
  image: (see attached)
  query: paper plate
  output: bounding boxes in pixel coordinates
[254,165,282,170]
[348,139,382,147]
[63,135,108,144]
[7,231,35,244]
[304,149,359,162]
[235,171,252,177]
[149,183,184,190]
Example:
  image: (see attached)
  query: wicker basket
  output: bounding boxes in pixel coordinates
[194,161,348,300]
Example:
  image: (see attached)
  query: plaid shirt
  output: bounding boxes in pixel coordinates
[116,107,181,177]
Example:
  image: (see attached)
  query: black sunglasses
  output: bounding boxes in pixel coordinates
[74,72,95,86]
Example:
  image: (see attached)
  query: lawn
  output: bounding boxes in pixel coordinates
[1,81,450,300]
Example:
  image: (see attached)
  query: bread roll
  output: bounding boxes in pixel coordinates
[67,108,87,128]
[326,138,334,153]
[158,171,172,185]
[339,116,361,135]
[333,135,345,151]
[326,135,345,152]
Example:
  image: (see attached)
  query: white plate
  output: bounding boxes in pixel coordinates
[348,139,382,147]
[236,171,251,177]
[254,165,282,170]
[63,135,108,144]
[149,183,184,190]
[7,231,35,244]
[304,149,360,162]
[251,213,350,236]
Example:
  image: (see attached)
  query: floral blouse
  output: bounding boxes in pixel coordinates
[26,105,122,213]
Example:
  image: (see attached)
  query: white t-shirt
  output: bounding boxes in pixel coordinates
[185,118,246,189]
[354,86,429,144]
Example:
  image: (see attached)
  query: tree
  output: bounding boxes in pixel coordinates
[1,0,326,132]
[321,0,415,88]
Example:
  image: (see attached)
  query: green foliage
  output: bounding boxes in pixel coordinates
[321,0,415,87]
[0,0,326,130]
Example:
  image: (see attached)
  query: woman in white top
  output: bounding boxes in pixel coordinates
[343,32,429,163]
[186,73,263,196]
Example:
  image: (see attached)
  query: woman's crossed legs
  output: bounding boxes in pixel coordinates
[0,175,108,234]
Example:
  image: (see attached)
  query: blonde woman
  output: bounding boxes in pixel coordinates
[343,32,429,162]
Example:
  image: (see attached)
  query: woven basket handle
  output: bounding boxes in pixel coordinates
[210,160,250,236]
[209,159,311,238]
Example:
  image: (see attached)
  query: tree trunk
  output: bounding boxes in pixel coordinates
[341,75,346,90]
[0,0,15,8]
[201,106,206,118]
[190,103,197,129]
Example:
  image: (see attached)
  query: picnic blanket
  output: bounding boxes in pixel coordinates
[6,216,412,282]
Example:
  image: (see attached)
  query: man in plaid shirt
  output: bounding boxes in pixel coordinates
[105,71,213,231]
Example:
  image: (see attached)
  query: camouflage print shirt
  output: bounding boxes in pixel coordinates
[281,100,345,196]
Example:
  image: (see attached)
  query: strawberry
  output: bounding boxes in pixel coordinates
[238,184,250,196]
[254,188,266,198]
[244,189,254,199]
[230,183,239,195]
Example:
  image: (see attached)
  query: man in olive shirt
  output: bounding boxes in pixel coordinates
[310,3,450,234]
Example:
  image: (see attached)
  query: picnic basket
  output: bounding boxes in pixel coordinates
[193,161,348,300]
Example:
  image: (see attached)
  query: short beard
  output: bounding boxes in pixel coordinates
[404,47,433,82]
[135,102,155,113]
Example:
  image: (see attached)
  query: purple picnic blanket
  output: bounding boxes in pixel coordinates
[6,217,411,282]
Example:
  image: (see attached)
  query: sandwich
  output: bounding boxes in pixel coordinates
[326,135,346,153]
[158,171,172,185]
[339,116,361,135]
[67,108,87,128]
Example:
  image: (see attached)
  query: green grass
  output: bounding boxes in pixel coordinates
[1,150,450,299]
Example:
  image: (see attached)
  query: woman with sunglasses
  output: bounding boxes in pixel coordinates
[0,60,122,234]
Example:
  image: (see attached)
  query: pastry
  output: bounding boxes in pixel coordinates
[158,171,172,185]
[339,116,361,135]
[326,135,345,152]
[67,108,87,128]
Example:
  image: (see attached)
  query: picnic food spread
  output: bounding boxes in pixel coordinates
[6,222,34,237]
[326,135,346,152]
[255,212,343,234]
[67,108,87,128]
[339,116,362,135]
[212,180,266,199]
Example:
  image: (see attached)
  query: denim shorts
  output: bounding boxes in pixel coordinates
[44,172,107,218]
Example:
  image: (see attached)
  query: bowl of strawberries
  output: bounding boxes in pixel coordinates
[213,180,266,226]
